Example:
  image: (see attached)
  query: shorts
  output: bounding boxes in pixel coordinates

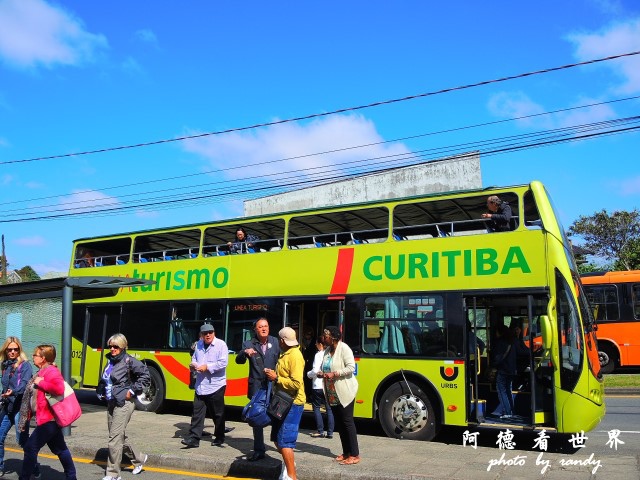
[270,403,304,449]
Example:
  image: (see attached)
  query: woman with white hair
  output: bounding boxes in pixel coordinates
[97,333,150,480]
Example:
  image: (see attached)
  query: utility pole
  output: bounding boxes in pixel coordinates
[1,234,6,285]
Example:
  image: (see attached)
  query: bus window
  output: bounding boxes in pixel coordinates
[226,300,282,353]
[556,270,584,391]
[633,285,640,318]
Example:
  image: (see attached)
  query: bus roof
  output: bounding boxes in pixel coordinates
[581,270,640,284]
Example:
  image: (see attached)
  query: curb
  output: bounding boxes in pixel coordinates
[605,388,640,395]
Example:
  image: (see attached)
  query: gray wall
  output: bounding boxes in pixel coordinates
[244,152,481,216]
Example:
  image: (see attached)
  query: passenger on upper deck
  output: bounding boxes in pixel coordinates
[227,227,260,254]
[481,195,513,232]
[76,250,95,268]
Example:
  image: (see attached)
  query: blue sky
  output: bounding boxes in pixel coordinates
[1,0,639,276]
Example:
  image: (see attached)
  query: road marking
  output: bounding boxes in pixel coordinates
[6,447,259,479]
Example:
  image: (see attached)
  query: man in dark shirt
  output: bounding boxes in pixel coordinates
[482,195,513,232]
[236,318,280,461]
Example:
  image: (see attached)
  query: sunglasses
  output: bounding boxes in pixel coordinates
[108,345,121,350]
[201,331,214,335]
[6,347,20,352]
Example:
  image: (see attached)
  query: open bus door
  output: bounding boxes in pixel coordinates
[467,298,485,423]
[78,305,121,388]
[465,294,555,430]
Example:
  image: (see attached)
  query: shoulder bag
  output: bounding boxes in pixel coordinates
[45,381,82,428]
[267,387,294,421]
[242,381,272,428]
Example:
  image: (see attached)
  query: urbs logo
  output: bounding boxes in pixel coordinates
[440,365,459,381]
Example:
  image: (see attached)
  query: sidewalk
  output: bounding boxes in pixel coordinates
[7,400,639,480]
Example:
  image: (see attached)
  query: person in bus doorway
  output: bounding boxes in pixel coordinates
[227,226,260,254]
[306,337,334,439]
[481,195,513,232]
[182,323,229,448]
[264,327,305,480]
[236,317,280,461]
[18,345,77,480]
[318,326,360,465]
[0,337,33,477]
[491,325,517,419]
[97,333,150,480]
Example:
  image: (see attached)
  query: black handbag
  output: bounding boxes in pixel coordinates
[267,388,295,420]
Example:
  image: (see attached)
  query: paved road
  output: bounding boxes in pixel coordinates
[1,446,259,480]
[2,390,638,480]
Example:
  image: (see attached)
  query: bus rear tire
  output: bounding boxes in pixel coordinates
[599,344,618,375]
[379,380,438,441]
[134,366,165,412]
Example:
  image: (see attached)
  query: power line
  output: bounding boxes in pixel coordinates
[2,51,639,166]
[4,94,639,208]
[3,117,638,223]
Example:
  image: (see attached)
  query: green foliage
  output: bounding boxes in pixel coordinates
[577,262,602,274]
[569,209,640,271]
[17,265,41,282]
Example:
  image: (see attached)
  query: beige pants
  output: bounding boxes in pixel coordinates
[106,399,144,476]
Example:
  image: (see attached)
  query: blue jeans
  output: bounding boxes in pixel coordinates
[311,388,334,435]
[496,372,514,416]
[252,425,265,454]
[20,421,76,480]
[0,410,29,470]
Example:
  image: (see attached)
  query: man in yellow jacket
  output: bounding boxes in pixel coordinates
[265,327,305,480]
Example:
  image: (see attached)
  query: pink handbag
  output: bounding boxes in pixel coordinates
[45,381,82,427]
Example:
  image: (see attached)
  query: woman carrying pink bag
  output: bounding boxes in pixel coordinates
[18,344,77,480]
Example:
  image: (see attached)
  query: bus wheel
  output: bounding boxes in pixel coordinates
[599,344,618,375]
[379,380,438,441]
[134,366,165,412]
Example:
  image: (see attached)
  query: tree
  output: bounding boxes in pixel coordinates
[569,209,640,271]
[17,265,41,282]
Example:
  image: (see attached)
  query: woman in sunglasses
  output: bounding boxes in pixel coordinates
[0,336,32,476]
[97,334,150,480]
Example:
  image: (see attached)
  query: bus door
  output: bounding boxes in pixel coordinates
[283,299,342,345]
[284,299,343,397]
[78,305,121,388]
[466,297,485,423]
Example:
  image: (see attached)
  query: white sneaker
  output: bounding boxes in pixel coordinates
[102,476,122,480]
[132,454,148,475]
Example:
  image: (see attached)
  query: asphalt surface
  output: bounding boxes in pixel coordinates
[5,388,638,480]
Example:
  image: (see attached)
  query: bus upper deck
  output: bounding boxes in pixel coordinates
[71,185,543,271]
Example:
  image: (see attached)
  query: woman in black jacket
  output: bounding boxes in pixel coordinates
[97,333,150,479]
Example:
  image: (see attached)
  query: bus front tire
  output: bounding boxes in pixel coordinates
[379,380,438,441]
[599,344,618,375]
[134,366,165,412]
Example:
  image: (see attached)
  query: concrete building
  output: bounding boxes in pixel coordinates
[244,152,481,216]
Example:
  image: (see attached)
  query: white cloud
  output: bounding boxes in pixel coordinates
[0,0,108,69]
[487,92,551,128]
[554,97,617,128]
[59,189,120,214]
[618,175,640,195]
[135,29,158,46]
[15,235,46,247]
[24,180,45,189]
[135,209,159,219]
[182,115,412,185]
[121,56,144,75]
[1,174,14,185]
[566,18,640,94]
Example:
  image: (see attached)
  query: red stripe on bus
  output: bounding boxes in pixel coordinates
[154,354,249,396]
[330,248,355,296]
[156,355,191,384]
